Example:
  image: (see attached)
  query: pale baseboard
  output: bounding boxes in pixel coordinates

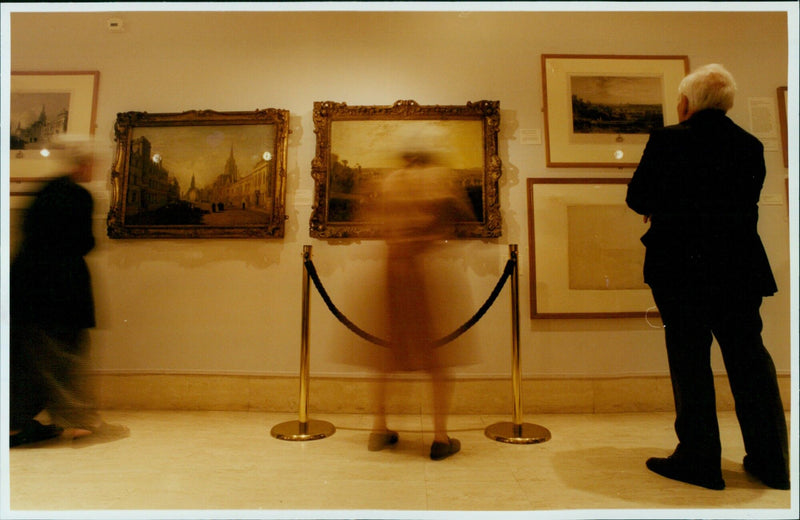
[88,373,792,414]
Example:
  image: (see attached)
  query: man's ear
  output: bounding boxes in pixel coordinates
[677,95,691,122]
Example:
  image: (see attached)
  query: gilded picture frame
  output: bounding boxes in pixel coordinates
[107,109,289,239]
[526,178,658,319]
[10,71,100,194]
[309,100,502,239]
[542,55,689,167]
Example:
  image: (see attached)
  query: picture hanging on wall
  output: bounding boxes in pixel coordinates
[309,99,502,239]
[107,109,290,239]
[541,54,689,167]
[9,71,100,194]
[777,86,788,168]
[526,178,658,319]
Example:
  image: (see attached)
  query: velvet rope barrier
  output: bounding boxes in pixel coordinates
[271,244,551,445]
[303,250,515,349]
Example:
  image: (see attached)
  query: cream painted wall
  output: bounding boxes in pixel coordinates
[6,9,792,380]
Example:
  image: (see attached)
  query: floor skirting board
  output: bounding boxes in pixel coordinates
[89,373,792,414]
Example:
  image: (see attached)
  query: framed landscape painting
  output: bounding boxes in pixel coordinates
[9,71,99,193]
[309,99,502,239]
[107,109,289,238]
[526,178,658,319]
[542,55,689,167]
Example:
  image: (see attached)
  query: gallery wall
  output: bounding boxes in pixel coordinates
[5,8,792,382]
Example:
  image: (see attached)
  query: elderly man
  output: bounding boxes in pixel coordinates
[626,64,789,490]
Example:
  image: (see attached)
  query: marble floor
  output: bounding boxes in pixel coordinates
[5,410,795,519]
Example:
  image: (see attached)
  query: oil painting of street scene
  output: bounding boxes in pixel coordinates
[124,124,278,228]
[327,119,485,223]
[570,75,664,134]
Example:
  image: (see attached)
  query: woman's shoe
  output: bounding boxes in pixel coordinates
[430,437,460,460]
[368,430,399,451]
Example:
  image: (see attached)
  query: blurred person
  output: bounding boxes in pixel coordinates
[363,150,477,461]
[10,142,127,447]
[626,64,789,490]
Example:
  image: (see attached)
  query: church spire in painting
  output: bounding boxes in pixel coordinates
[223,145,239,182]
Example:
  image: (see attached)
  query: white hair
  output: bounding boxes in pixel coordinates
[678,63,737,113]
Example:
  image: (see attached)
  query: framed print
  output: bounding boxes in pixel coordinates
[526,178,657,319]
[107,109,289,239]
[309,99,502,239]
[10,71,99,193]
[777,86,788,168]
[541,55,689,167]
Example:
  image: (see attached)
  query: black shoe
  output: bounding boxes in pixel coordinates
[368,430,399,451]
[10,420,63,448]
[430,437,460,461]
[743,455,790,490]
[646,455,725,490]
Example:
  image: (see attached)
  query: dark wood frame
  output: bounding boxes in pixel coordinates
[10,70,100,193]
[777,86,788,168]
[541,54,689,168]
[526,177,658,319]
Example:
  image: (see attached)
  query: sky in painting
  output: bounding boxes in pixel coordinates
[331,119,484,170]
[131,124,276,190]
[570,76,664,105]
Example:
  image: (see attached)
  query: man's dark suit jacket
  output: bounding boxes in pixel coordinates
[626,109,777,296]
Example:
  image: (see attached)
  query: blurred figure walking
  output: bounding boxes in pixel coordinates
[364,150,476,460]
[10,143,127,447]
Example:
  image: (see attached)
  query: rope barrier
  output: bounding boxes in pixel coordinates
[272,243,550,445]
[303,256,516,349]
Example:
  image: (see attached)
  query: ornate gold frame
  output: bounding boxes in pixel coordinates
[107,109,289,239]
[309,100,502,239]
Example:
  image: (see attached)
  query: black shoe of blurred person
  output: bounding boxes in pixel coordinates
[646,454,725,490]
[430,437,460,461]
[743,455,790,490]
[10,420,63,448]
[368,430,399,451]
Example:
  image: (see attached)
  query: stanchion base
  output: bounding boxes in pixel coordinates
[485,421,551,444]
[271,419,336,441]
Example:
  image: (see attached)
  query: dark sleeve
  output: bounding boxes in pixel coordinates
[625,126,693,216]
[625,135,658,215]
[626,131,665,216]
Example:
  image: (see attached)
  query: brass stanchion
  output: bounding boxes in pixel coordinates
[271,245,335,441]
[485,244,551,444]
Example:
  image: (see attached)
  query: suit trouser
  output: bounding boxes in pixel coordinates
[650,286,788,474]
